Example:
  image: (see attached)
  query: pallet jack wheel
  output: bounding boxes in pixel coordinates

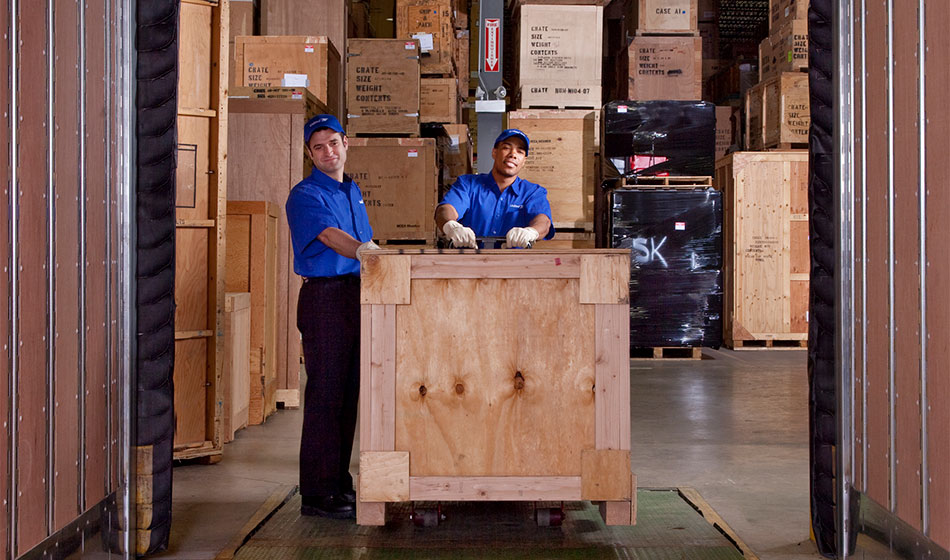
[410,504,444,527]
[535,502,565,527]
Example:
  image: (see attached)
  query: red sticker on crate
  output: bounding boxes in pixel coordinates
[304,44,314,53]
[407,149,419,157]
[405,42,417,50]
[554,258,562,266]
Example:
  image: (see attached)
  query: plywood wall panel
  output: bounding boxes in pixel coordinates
[924,0,950,549]
[861,0,891,509]
[52,0,83,531]
[84,0,109,508]
[16,3,51,552]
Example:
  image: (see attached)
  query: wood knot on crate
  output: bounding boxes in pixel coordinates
[455,383,465,395]
[418,384,427,397]
[513,371,525,391]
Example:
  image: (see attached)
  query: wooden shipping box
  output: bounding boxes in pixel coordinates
[514,4,603,109]
[345,138,438,241]
[396,0,456,75]
[442,123,473,186]
[260,0,348,68]
[346,39,421,135]
[769,0,808,33]
[625,0,698,34]
[745,71,809,149]
[227,89,329,403]
[507,109,598,230]
[627,35,702,101]
[356,250,635,526]
[759,18,808,81]
[226,201,280,425]
[706,60,757,106]
[715,105,736,161]
[223,292,251,442]
[715,152,809,347]
[420,77,460,123]
[233,35,342,116]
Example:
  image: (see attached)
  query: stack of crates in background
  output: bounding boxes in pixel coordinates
[397,0,462,124]
[506,0,604,249]
[714,0,811,349]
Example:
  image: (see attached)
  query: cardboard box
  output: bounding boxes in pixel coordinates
[345,138,438,240]
[769,0,808,33]
[626,0,698,34]
[627,35,702,101]
[396,0,456,75]
[233,35,342,115]
[508,109,598,230]
[759,18,808,81]
[442,123,473,186]
[420,77,459,123]
[514,4,603,109]
[346,39,421,134]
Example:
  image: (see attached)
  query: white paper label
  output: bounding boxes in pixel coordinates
[675,222,686,231]
[304,44,314,53]
[412,32,434,52]
[281,73,309,87]
[408,149,419,157]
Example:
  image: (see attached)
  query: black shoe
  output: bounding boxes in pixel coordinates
[301,495,356,519]
[340,489,356,504]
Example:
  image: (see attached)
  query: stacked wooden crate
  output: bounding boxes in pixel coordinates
[624,0,701,102]
[397,0,463,124]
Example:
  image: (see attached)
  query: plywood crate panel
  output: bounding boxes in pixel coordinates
[228,89,329,402]
[715,105,736,161]
[229,0,256,85]
[346,39,421,135]
[507,109,598,230]
[715,152,809,347]
[420,77,460,123]
[259,0,347,71]
[346,138,438,241]
[626,0,698,34]
[514,5,603,109]
[224,292,251,442]
[745,72,809,149]
[233,35,342,115]
[226,201,280,425]
[627,35,702,101]
[396,0,455,75]
[759,18,808,81]
[769,0,808,33]
[357,250,634,525]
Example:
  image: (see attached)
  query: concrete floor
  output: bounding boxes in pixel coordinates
[153,348,901,560]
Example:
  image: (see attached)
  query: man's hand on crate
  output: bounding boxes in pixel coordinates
[505,227,539,249]
[442,220,478,249]
[356,240,381,262]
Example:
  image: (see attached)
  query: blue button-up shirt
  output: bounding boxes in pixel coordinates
[286,167,373,278]
[438,173,556,239]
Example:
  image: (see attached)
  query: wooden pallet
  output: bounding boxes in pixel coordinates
[617,176,713,189]
[765,142,809,151]
[727,339,807,350]
[631,347,703,360]
[634,29,700,37]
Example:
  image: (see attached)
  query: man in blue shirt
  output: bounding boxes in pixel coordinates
[435,129,554,248]
[286,114,379,520]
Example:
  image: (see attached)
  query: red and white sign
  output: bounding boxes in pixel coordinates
[483,18,500,72]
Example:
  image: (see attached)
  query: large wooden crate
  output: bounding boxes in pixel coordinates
[514,4,603,109]
[745,72,809,149]
[396,0,456,75]
[626,0,699,34]
[769,0,808,33]
[345,138,439,241]
[626,35,702,101]
[233,35,342,115]
[259,0,348,75]
[507,109,598,230]
[715,152,809,349]
[227,89,329,407]
[715,105,736,161]
[759,18,808,81]
[420,77,460,123]
[356,250,635,526]
[346,38,421,135]
[223,292,251,443]
[175,0,229,461]
[226,201,280,424]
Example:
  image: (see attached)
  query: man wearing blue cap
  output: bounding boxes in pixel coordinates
[286,114,379,520]
[435,129,555,248]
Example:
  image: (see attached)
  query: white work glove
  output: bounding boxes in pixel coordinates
[355,240,381,261]
[442,220,477,249]
[505,226,539,248]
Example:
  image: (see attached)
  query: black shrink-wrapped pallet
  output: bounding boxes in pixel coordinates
[602,101,717,179]
[610,189,723,349]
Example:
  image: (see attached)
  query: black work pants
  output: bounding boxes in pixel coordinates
[297,276,360,497]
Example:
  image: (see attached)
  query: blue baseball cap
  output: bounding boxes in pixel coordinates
[304,114,345,143]
[493,129,530,155]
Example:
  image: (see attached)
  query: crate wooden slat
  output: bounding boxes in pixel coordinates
[715,152,809,349]
[357,250,635,526]
[223,292,251,442]
[174,0,229,461]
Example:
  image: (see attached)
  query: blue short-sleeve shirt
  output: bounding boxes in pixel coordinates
[286,167,373,278]
[438,174,556,239]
